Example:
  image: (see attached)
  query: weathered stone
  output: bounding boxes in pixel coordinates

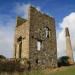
[14,6,57,70]
[65,27,74,64]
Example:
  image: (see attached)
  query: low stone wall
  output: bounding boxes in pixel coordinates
[0,71,28,75]
[0,59,29,75]
[0,58,30,72]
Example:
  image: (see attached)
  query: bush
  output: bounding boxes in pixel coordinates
[58,56,71,67]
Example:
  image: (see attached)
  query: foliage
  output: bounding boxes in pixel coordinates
[57,56,71,67]
[0,55,6,59]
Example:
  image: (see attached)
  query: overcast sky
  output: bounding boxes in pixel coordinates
[0,0,75,60]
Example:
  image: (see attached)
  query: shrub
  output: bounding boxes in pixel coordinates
[58,56,71,67]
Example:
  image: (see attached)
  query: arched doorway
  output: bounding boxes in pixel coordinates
[17,36,22,58]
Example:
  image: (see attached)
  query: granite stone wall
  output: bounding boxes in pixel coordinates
[14,6,57,70]
[14,17,30,59]
[29,6,57,69]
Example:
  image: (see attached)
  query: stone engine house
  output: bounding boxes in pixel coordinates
[14,6,57,69]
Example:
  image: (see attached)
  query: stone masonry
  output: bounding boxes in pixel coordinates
[14,6,57,69]
[65,27,74,64]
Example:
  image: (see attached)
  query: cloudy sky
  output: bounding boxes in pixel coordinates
[0,0,75,59]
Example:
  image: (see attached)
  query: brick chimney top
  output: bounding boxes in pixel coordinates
[65,27,70,37]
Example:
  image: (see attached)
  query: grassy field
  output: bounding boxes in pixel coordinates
[49,66,75,75]
[23,66,75,75]
[0,66,75,75]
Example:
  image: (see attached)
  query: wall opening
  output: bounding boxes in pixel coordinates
[37,40,42,51]
[17,36,22,42]
[44,27,50,38]
[17,36,22,58]
[36,59,41,64]
[36,59,39,64]
[15,45,16,58]
[19,42,22,58]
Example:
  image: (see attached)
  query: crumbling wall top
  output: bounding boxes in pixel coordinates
[16,16,27,27]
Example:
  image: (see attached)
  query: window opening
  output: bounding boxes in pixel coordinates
[37,40,42,51]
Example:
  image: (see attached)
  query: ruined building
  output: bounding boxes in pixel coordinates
[14,6,57,69]
[65,27,74,64]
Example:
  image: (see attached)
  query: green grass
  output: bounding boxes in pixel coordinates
[1,66,75,75]
[49,66,75,75]
[22,66,75,75]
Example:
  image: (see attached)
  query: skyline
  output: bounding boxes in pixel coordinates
[0,0,75,60]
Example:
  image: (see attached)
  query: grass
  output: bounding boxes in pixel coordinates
[49,66,75,75]
[22,65,75,75]
[0,66,75,75]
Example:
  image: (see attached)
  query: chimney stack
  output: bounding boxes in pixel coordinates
[65,27,74,64]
